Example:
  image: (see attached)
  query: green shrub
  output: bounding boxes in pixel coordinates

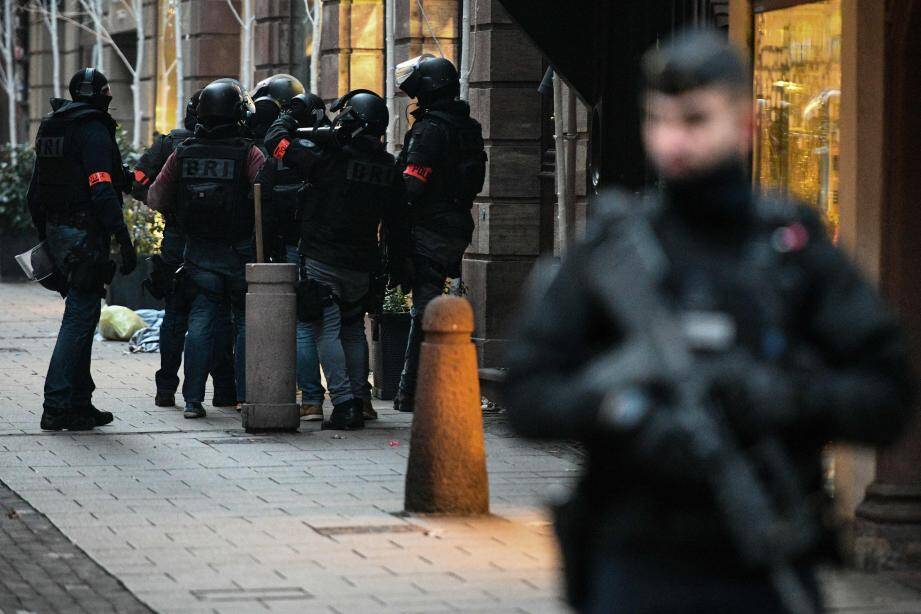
[0,144,36,235]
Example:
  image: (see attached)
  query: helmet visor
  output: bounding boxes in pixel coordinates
[15,242,55,282]
[395,54,437,91]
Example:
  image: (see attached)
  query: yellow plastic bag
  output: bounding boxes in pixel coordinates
[99,305,147,341]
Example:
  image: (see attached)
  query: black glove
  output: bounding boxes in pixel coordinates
[711,358,798,437]
[264,114,299,157]
[115,228,137,275]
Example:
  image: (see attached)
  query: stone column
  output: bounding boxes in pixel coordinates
[854,0,921,571]
[242,263,300,432]
[464,0,543,367]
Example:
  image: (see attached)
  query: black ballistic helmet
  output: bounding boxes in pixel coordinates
[250,74,306,109]
[331,90,388,137]
[289,92,328,128]
[68,68,112,111]
[184,89,203,131]
[642,29,748,96]
[395,55,459,102]
[197,79,255,126]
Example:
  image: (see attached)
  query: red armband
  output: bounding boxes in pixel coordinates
[273,138,291,160]
[133,169,150,186]
[403,163,432,183]
[88,171,112,187]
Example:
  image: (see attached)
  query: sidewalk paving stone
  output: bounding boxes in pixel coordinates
[4,281,921,613]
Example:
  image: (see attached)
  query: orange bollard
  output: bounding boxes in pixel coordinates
[404,296,489,514]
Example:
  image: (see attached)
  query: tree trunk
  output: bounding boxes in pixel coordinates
[240,0,252,90]
[459,0,470,100]
[93,0,104,73]
[174,0,184,128]
[385,0,395,152]
[310,0,320,94]
[131,0,144,148]
[50,0,60,98]
[3,0,16,156]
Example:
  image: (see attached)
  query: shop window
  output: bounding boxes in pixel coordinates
[154,0,178,134]
[753,0,841,240]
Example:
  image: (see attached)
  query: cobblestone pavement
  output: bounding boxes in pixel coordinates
[2,282,921,614]
[0,477,153,613]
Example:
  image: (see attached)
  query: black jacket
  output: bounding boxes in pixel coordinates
[400,98,480,240]
[503,171,914,574]
[27,99,127,238]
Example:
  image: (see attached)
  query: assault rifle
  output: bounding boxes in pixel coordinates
[583,191,818,614]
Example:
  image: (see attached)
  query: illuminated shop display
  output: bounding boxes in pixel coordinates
[753,0,842,239]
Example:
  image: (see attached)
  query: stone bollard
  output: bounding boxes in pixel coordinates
[241,263,299,432]
[405,296,489,514]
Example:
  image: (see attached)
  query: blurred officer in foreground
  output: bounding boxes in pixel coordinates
[255,90,329,421]
[147,79,265,418]
[265,90,409,429]
[133,90,237,410]
[504,31,914,614]
[393,55,486,413]
[27,68,137,431]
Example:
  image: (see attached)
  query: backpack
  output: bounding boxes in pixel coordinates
[427,111,487,204]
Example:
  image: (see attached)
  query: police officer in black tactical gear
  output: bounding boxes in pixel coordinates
[26,68,138,431]
[255,89,329,421]
[264,89,409,430]
[393,55,487,413]
[147,79,266,419]
[132,89,237,410]
[504,31,915,614]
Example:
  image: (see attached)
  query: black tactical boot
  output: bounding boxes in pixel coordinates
[212,392,237,408]
[40,407,95,432]
[183,402,206,419]
[393,391,414,413]
[323,399,365,431]
[361,398,378,421]
[79,404,114,426]
[155,392,176,407]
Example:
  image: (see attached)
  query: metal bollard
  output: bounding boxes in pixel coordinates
[241,262,299,432]
[405,296,489,514]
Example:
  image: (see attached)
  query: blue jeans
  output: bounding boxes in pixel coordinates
[44,223,109,411]
[181,239,253,404]
[155,229,235,398]
[44,286,101,410]
[302,258,370,406]
[398,255,446,398]
[287,245,324,404]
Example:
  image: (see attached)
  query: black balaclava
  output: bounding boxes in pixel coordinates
[68,68,112,113]
[663,157,753,231]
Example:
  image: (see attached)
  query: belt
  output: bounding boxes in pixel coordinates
[46,209,94,229]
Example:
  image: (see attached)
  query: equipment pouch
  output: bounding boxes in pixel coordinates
[296,278,332,322]
[181,182,233,240]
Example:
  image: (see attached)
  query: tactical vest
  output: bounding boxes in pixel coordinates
[300,143,398,272]
[175,137,253,243]
[272,157,305,246]
[33,102,124,216]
